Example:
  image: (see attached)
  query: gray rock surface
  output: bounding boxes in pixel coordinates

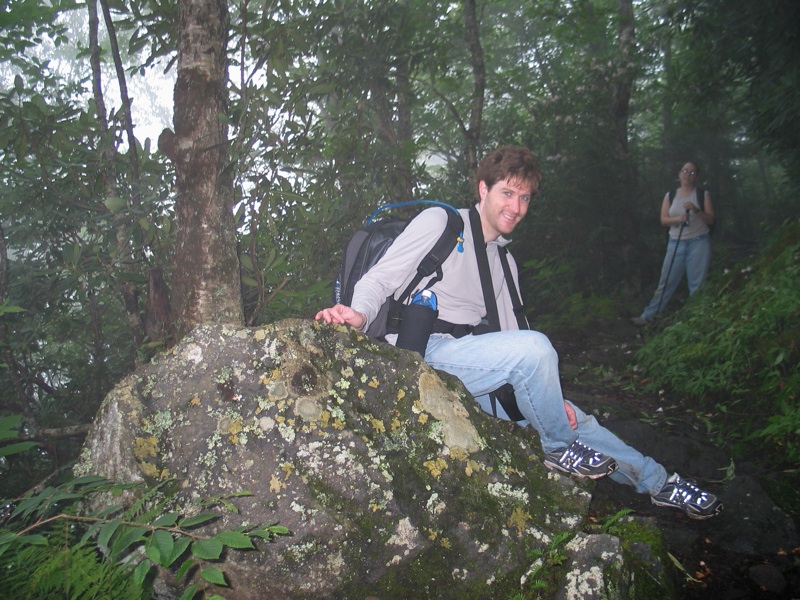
[79,319,657,599]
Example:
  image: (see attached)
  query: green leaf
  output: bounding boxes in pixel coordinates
[249,523,289,539]
[191,537,223,560]
[152,511,180,527]
[175,557,196,581]
[269,524,290,535]
[0,441,38,456]
[111,525,148,555]
[69,475,108,487]
[145,541,161,564]
[97,520,122,550]
[104,196,127,212]
[178,583,199,600]
[179,512,218,528]
[132,559,152,589]
[213,530,254,549]
[200,566,227,586]
[17,534,48,546]
[150,529,175,566]
[0,414,21,434]
[165,535,192,567]
[0,302,26,316]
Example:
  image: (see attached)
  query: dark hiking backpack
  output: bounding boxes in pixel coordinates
[332,201,465,339]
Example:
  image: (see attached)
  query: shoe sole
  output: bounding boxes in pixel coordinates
[651,498,724,520]
[543,459,618,480]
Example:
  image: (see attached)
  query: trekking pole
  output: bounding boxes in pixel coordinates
[655,210,689,317]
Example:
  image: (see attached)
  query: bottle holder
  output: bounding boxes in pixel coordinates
[395,302,439,357]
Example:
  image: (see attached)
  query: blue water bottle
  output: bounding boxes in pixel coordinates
[395,289,439,358]
[412,289,437,310]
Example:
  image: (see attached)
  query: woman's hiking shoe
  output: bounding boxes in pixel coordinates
[650,473,723,520]
[543,441,618,479]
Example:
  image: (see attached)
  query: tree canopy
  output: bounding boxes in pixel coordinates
[1,0,799,490]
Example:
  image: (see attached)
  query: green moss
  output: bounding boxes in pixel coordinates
[602,516,676,599]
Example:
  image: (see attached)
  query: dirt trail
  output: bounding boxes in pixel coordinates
[550,320,800,600]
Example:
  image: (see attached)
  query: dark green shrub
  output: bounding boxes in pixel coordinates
[634,220,800,464]
[0,476,288,599]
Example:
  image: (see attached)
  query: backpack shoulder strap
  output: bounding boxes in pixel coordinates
[469,207,526,422]
[498,247,529,330]
[396,206,464,304]
[469,207,500,330]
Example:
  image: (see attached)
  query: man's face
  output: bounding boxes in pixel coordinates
[477,177,535,241]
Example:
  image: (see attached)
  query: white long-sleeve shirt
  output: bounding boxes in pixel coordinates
[351,205,524,337]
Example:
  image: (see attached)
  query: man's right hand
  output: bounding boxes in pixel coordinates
[314,305,367,330]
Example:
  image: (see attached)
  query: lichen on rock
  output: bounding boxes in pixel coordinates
[76,319,666,599]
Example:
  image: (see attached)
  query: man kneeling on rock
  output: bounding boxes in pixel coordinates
[316,145,722,520]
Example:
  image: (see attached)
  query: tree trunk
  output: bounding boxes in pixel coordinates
[612,0,634,159]
[661,36,675,173]
[171,0,243,339]
[463,0,485,179]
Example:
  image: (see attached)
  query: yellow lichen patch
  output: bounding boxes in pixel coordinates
[189,395,201,407]
[397,389,405,400]
[426,528,438,541]
[229,435,240,445]
[269,474,284,494]
[357,389,366,399]
[449,447,470,462]
[262,368,282,386]
[369,502,382,512]
[253,329,267,341]
[439,537,451,549]
[508,506,531,534]
[464,459,484,477]
[281,463,294,479]
[133,436,159,461]
[139,461,159,478]
[390,417,403,431]
[367,377,380,388]
[370,418,386,433]
[332,418,345,430]
[227,419,243,436]
[320,410,331,428]
[418,413,429,425]
[423,457,448,478]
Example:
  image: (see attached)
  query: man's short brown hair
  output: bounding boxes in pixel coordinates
[476,146,542,197]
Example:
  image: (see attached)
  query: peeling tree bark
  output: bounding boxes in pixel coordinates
[171,0,244,339]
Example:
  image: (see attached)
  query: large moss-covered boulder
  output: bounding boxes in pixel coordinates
[76,319,664,599]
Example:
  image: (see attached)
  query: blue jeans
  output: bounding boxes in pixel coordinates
[424,330,667,495]
[641,234,711,321]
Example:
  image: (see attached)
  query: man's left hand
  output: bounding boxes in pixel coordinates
[564,401,578,430]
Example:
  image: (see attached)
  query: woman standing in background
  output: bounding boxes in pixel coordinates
[632,162,715,325]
